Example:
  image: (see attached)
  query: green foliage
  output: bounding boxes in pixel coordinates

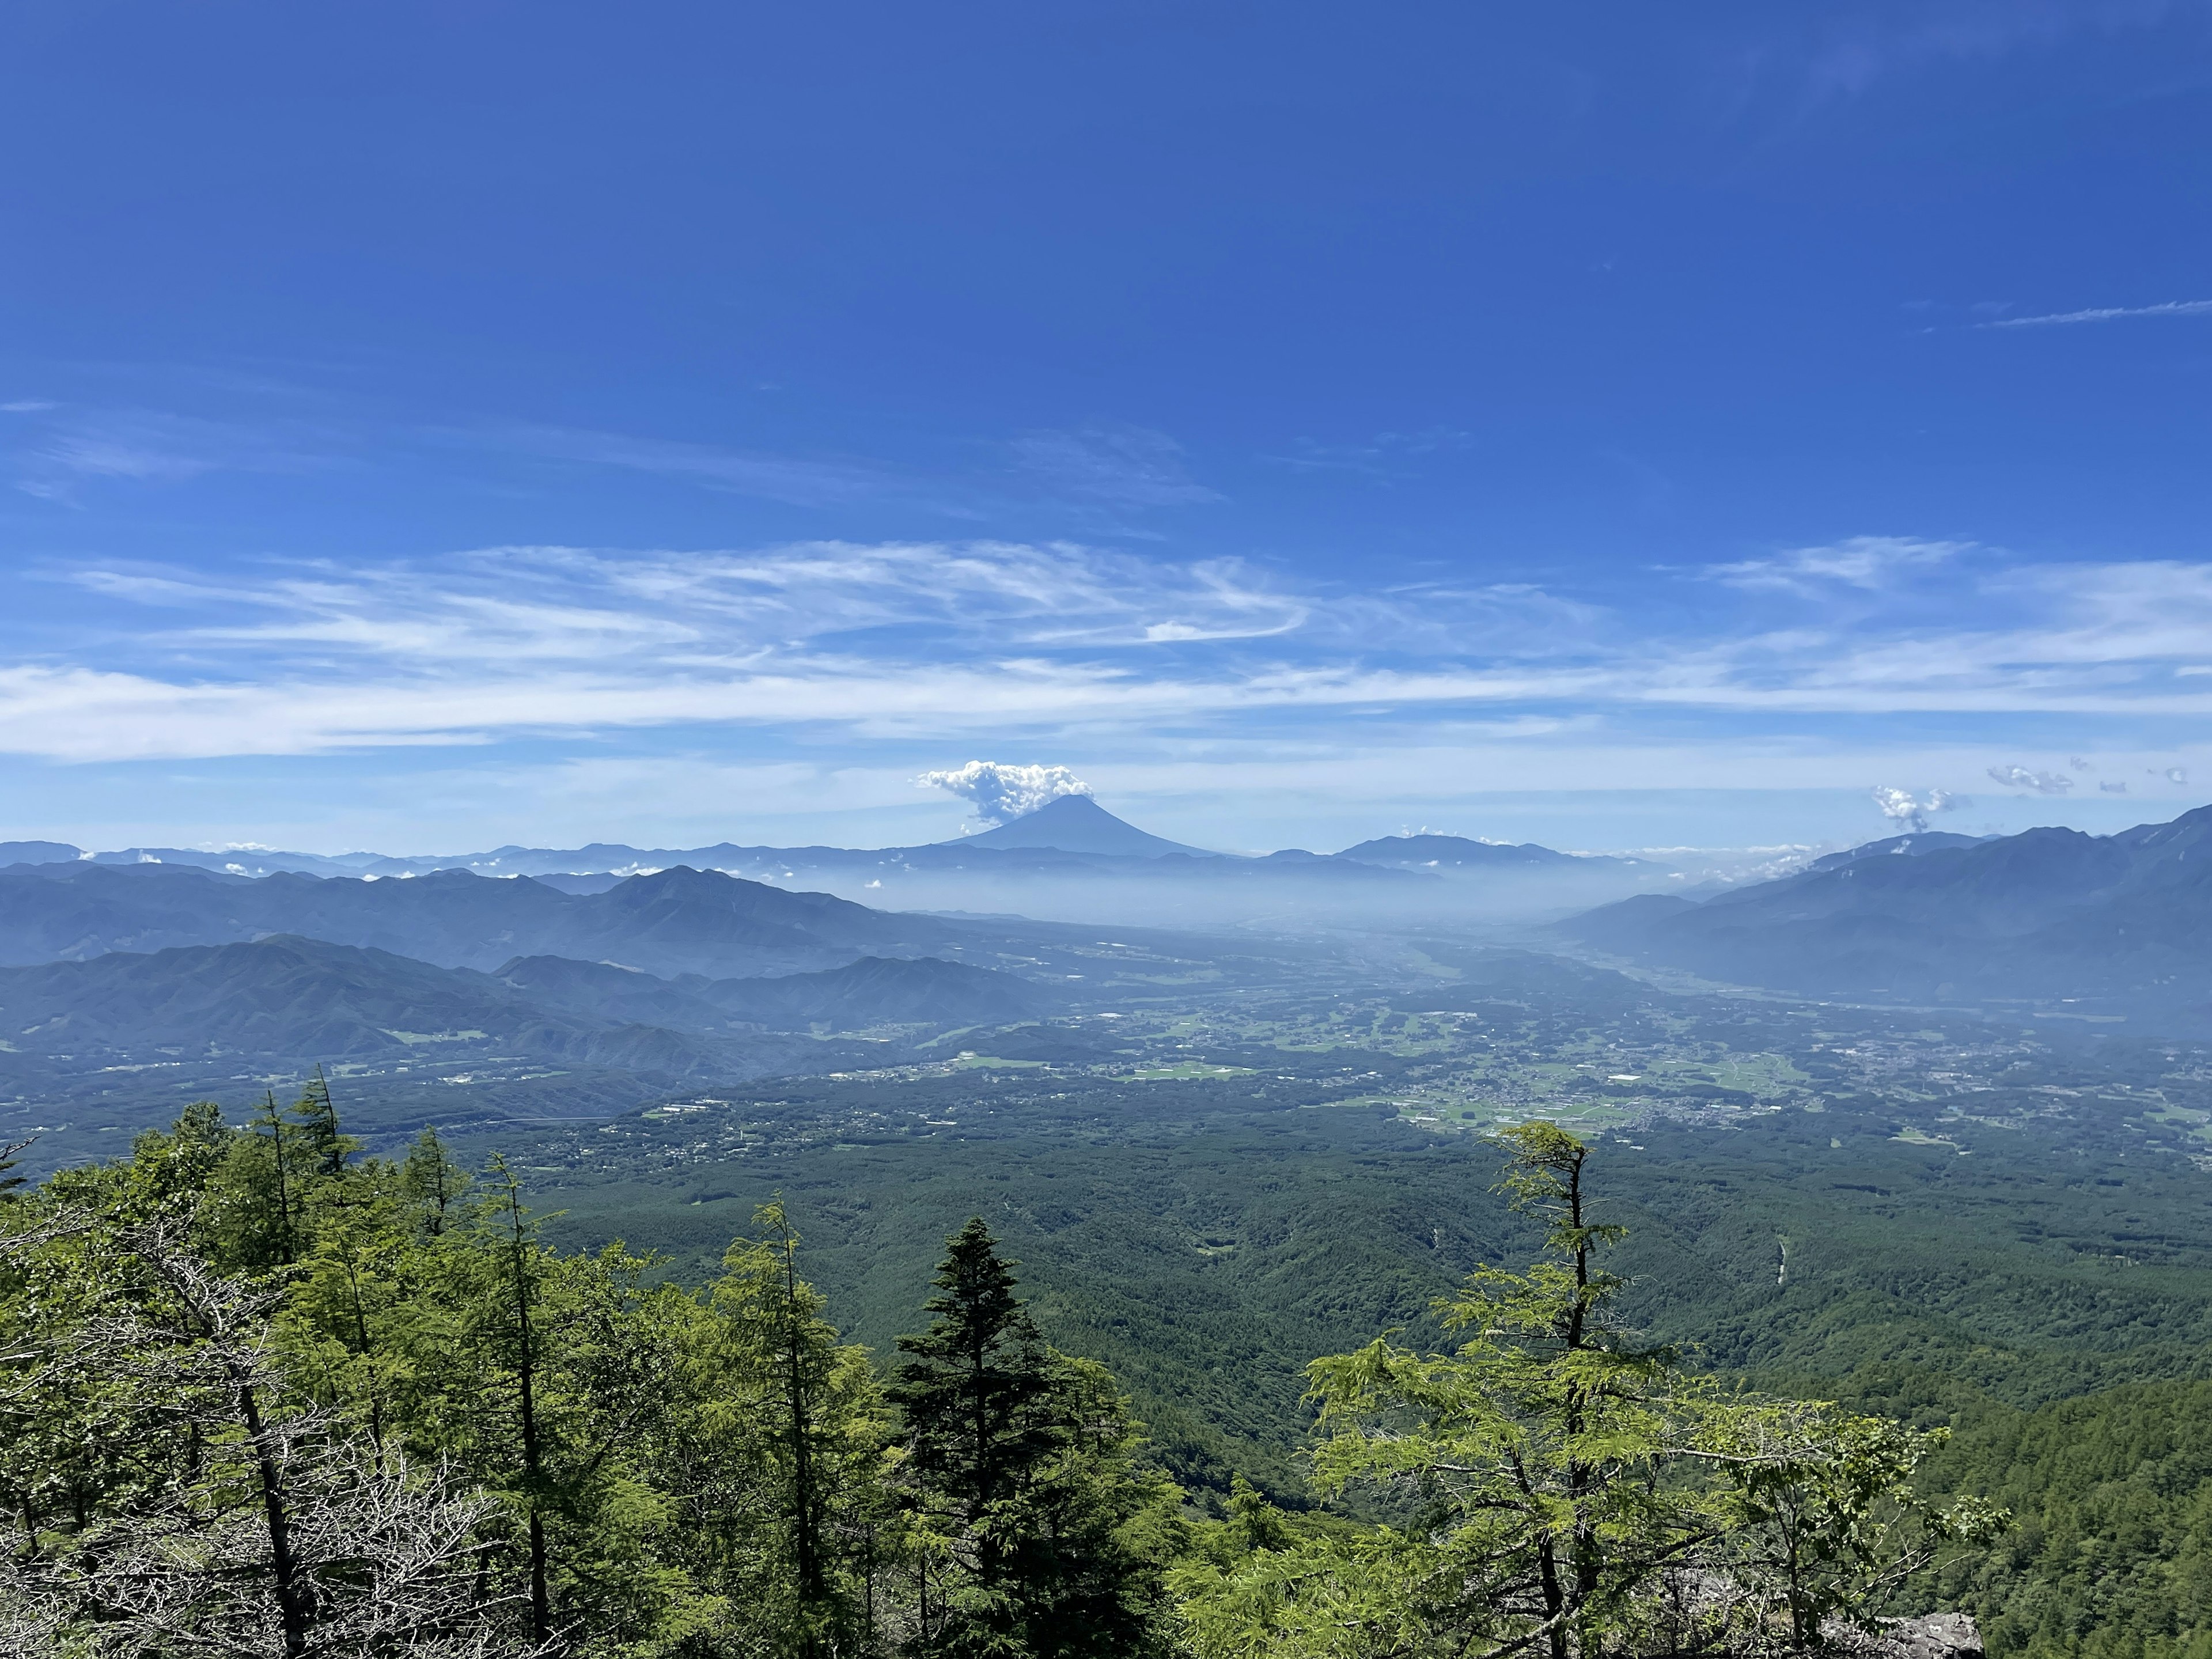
[891,1218,1184,1657]
[0,1120,504,1657]
[9,1082,2188,1658]
[1938,1381,2212,1658]
[680,1199,897,1656]
[1174,1125,2002,1658]
[0,1104,1194,1658]
[0,1105,819,1655]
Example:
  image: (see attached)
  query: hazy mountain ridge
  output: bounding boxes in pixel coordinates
[0,935,1050,1064]
[1,800,1672,933]
[0,843,1327,1154]
[495,951,1052,1031]
[0,935,735,1073]
[1560,806,2212,1024]
[1801,830,1994,874]
[1338,833,1643,871]
[4,800,1642,887]
[0,860,964,978]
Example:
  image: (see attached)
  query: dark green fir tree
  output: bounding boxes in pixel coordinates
[891,1218,1179,1659]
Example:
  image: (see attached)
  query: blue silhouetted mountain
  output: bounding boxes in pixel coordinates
[6,807,1658,906]
[0,935,733,1073]
[0,932,1055,1081]
[1336,833,1640,871]
[0,856,1247,1006]
[950,794,1217,858]
[0,861,967,977]
[1558,805,2212,1025]
[0,842,85,869]
[1802,831,1995,874]
[495,951,1050,1031]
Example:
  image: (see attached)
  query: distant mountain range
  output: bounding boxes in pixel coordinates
[0,861,960,977]
[15,793,2209,1154]
[493,950,1050,1032]
[1560,806,2212,1028]
[0,935,1048,1072]
[1,799,1662,930]
[0,835,1336,1156]
[0,796,1669,1158]
[0,799,1640,885]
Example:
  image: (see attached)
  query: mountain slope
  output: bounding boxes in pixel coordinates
[1802,831,1992,874]
[0,861,964,977]
[1338,834,1634,871]
[955,794,1217,858]
[0,933,1058,1120]
[1558,806,2212,1022]
[494,952,1053,1030]
[0,935,731,1072]
[0,842,82,868]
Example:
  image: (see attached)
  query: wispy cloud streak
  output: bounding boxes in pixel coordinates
[10,409,332,502]
[9,537,2212,762]
[1988,298,2212,328]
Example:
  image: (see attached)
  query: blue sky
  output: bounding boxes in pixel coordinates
[4,0,2211,858]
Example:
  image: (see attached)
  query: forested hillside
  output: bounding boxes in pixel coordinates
[1560,806,2212,1029]
[0,1099,2013,1658]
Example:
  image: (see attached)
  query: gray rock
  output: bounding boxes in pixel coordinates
[1830,1612,1983,1657]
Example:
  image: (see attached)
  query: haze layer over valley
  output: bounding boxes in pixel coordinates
[9,791,2212,1174]
[10,6,2212,1650]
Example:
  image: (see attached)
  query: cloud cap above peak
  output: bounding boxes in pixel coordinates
[919,760,1092,825]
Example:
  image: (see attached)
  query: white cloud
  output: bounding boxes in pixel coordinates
[14,537,2212,763]
[63,540,1312,663]
[1803,0,2185,99]
[918,761,1092,824]
[1703,535,1967,594]
[12,410,329,502]
[1987,764,2073,795]
[1990,298,2212,328]
[1008,425,1222,507]
[1871,787,1963,831]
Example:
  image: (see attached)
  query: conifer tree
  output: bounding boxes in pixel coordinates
[685,1199,895,1656]
[0,1136,31,1204]
[892,1217,1179,1658]
[400,1126,467,1236]
[290,1067,353,1181]
[892,1218,1058,1564]
[0,1111,525,1659]
[1175,1123,2002,1659]
[234,1089,301,1270]
[487,1153,554,1645]
[389,1153,711,1653]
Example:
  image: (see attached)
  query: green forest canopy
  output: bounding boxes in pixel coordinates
[0,1093,2205,1657]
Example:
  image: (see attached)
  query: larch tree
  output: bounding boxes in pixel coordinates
[1174,1123,2002,1659]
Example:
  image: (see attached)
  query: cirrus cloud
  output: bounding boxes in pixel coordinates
[8,536,2212,765]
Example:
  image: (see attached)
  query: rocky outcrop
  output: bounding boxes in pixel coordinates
[1835,1612,1983,1657]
